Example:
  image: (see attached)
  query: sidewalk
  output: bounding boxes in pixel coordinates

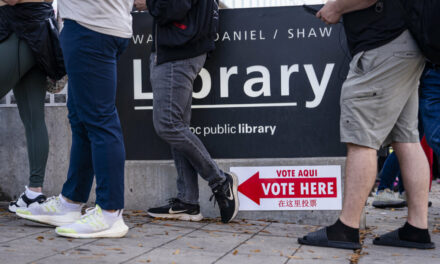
[0,184,438,264]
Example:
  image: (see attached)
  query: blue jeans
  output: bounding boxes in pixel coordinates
[378,64,440,193]
[419,64,440,156]
[150,53,226,205]
[60,20,128,210]
[377,152,404,193]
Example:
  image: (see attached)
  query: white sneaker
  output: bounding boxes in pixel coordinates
[372,188,406,208]
[8,186,46,213]
[55,205,129,239]
[16,195,82,226]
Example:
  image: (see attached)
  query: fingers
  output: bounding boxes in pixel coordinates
[316,10,322,19]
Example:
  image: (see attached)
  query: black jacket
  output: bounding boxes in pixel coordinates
[0,3,66,80]
[146,0,218,64]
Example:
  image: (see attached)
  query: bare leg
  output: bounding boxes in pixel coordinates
[339,143,377,228]
[392,142,429,229]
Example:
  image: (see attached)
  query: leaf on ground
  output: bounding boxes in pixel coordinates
[259,230,271,234]
[106,248,123,251]
[287,256,303,260]
[138,243,143,247]
[250,249,261,253]
[392,253,401,256]
[333,256,339,258]
[187,244,203,250]
[36,236,44,242]
[232,250,238,255]
[307,249,315,253]
[173,249,180,255]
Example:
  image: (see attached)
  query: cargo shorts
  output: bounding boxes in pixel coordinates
[340,30,425,150]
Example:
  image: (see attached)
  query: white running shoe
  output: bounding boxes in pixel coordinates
[55,205,129,239]
[8,186,46,213]
[16,195,82,226]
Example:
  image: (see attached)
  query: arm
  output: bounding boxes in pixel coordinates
[147,0,194,25]
[134,0,147,11]
[2,0,20,5]
[317,0,378,24]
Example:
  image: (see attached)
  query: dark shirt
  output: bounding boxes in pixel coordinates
[343,0,406,56]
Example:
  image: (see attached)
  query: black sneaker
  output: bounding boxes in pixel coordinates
[147,198,203,221]
[210,172,239,223]
[8,188,46,213]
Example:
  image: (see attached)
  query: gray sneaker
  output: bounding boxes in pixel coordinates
[372,188,406,208]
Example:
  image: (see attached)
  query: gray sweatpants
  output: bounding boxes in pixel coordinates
[0,33,49,188]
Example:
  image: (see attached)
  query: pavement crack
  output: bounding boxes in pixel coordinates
[284,244,302,264]
[211,222,272,264]
[348,227,373,264]
[119,222,210,263]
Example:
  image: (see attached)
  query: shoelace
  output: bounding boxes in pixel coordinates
[79,207,106,228]
[42,196,61,212]
[167,198,180,206]
[209,187,228,208]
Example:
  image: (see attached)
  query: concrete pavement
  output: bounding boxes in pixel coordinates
[0,183,438,264]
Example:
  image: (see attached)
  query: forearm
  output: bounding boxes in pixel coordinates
[2,0,20,6]
[333,0,378,15]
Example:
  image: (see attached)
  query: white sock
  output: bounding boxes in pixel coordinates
[59,194,82,209]
[102,209,123,226]
[25,186,42,199]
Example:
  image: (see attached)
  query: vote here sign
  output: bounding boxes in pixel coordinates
[231,165,342,211]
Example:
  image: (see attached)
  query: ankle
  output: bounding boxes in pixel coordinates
[28,187,42,193]
[339,216,360,229]
[61,195,81,205]
[327,218,359,242]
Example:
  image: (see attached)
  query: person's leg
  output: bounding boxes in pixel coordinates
[174,148,199,205]
[419,66,440,157]
[13,67,48,190]
[60,80,95,204]
[1,34,49,213]
[373,152,406,208]
[60,21,126,211]
[340,144,377,228]
[173,87,199,205]
[377,152,400,191]
[0,34,35,98]
[392,142,429,228]
[150,54,239,223]
[151,54,225,190]
[58,21,95,204]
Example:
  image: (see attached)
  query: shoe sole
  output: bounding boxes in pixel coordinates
[147,212,203,222]
[372,201,406,209]
[8,205,17,213]
[55,220,129,239]
[226,172,240,223]
[16,212,80,227]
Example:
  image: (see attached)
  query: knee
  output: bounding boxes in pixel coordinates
[153,117,185,143]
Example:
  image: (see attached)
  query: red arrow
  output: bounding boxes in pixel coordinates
[238,172,337,205]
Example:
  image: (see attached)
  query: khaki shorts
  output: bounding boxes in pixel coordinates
[340,30,425,150]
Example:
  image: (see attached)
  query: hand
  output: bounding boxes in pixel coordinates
[134,0,147,11]
[316,0,342,24]
[3,0,19,5]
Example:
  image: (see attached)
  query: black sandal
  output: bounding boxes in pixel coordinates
[298,227,362,250]
[373,229,435,249]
